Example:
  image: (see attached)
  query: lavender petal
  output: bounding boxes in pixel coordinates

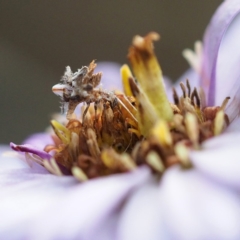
[10,142,52,160]
[161,166,240,240]
[190,132,240,191]
[117,176,168,240]
[0,167,151,240]
[202,0,240,105]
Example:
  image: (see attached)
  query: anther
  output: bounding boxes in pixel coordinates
[186,79,191,97]
[72,166,88,181]
[191,87,201,108]
[214,110,224,136]
[172,87,179,106]
[184,112,199,148]
[174,142,191,168]
[180,82,186,98]
[146,151,165,173]
[220,96,230,110]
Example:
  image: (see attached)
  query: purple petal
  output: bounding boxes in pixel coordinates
[225,114,240,132]
[161,166,240,239]
[117,177,168,240]
[190,132,240,191]
[225,76,240,122]
[0,166,152,240]
[10,142,52,160]
[202,0,240,105]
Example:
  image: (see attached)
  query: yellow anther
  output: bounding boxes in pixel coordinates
[214,110,225,136]
[151,120,172,146]
[174,142,191,168]
[72,166,88,181]
[101,149,136,171]
[146,151,165,173]
[120,64,134,96]
[51,120,71,144]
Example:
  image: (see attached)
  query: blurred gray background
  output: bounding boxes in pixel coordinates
[0,0,221,144]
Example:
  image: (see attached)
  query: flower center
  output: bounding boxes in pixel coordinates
[47,32,230,181]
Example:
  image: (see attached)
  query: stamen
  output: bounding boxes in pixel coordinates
[220,96,231,110]
[86,128,101,159]
[146,151,165,173]
[214,110,225,136]
[191,87,201,108]
[50,158,63,176]
[174,142,191,168]
[151,120,172,146]
[180,82,187,98]
[121,64,134,96]
[186,79,191,97]
[43,159,63,176]
[184,112,199,148]
[172,87,179,106]
[101,149,136,171]
[72,166,88,181]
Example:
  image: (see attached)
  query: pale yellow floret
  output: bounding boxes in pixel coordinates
[72,166,88,181]
[146,151,165,173]
[101,149,136,171]
[43,158,63,176]
[151,120,172,146]
[214,110,224,136]
[174,142,191,168]
[184,112,199,148]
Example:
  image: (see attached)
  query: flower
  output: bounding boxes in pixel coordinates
[1,0,240,239]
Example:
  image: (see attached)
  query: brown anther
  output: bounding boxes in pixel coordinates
[190,87,201,108]
[172,87,179,106]
[186,79,191,97]
[128,77,139,97]
[180,82,187,98]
